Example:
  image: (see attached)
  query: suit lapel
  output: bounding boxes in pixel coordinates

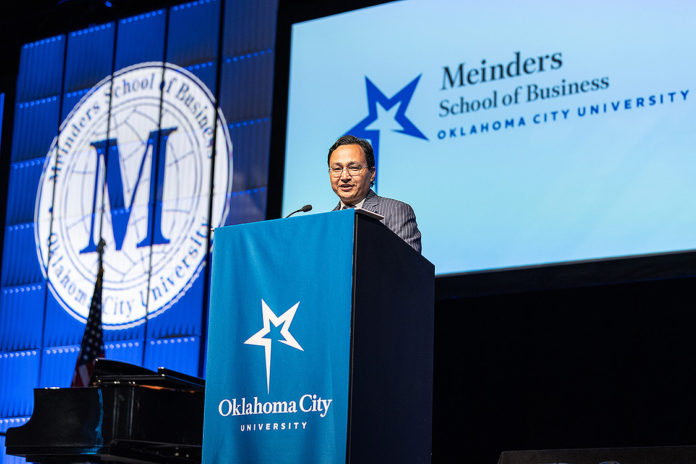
[332,190,379,212]
[361,190,380,213]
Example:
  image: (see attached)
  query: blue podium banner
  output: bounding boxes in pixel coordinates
[203,210,355,463]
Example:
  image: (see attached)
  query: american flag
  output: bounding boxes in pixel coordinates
[71,240,105,387]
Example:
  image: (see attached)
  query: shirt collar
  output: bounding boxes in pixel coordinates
[340,197,367,210]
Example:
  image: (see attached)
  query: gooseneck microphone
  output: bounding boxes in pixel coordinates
[285,204,312,218]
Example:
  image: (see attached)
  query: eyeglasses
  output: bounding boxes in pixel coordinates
[329,165,367,177]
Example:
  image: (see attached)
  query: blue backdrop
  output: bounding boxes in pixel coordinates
[0,1,278,462]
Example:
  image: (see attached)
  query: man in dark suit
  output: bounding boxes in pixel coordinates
[328,135,422,253]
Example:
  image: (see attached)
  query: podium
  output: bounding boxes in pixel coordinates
[202,209,434,463]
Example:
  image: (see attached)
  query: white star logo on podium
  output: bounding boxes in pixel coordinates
[244,300,304,393]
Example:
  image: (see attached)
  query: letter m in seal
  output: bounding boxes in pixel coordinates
[80,128,176,253]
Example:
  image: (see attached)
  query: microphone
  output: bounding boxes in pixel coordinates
[285,204,312,218]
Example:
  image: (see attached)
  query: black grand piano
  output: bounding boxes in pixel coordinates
[4,359,204,463]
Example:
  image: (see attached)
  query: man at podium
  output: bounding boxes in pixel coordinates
[328,135,422,253]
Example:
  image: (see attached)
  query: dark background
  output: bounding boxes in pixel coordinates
[435,261,696,463]
[2,1,696,463]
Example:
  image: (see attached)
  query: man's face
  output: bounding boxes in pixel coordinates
[328,144,376,206]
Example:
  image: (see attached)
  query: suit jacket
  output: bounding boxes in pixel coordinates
[333,190,422,253]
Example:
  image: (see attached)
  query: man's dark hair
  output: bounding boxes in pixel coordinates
[327,135,375,170]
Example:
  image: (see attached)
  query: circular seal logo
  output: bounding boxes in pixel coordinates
[34,62,232,329]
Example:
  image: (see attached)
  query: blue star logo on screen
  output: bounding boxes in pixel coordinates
[346,75,428,188]
[244,300,304,393]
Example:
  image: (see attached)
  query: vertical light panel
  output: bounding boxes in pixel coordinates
[219,0,277,226]
[0,35,65,437]
[140,0,223,376]
[100,11,167,369]
[40,25,116,365]
[115,10,167,70]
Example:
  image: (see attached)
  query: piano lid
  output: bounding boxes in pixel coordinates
[93,359,205,391]
[5,360,204,464]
